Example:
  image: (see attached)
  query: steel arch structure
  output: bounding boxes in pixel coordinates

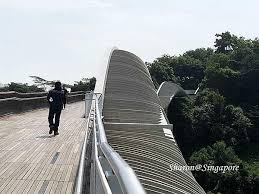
[100,49,205,194]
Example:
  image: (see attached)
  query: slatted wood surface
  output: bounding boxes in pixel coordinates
[0,101,87,194]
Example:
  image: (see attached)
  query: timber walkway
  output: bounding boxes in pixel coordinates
[0,101,87,194]
[0,48,206,194]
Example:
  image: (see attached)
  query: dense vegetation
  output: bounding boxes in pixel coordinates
[0,82,45,93]
[0,77,96,93]
[148,32,259,194]
[70,77,96,92]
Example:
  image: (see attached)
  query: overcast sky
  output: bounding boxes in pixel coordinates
[0,0,258,85]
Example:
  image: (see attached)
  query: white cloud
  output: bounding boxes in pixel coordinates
[87,0,113,8]
[0,0,113,10]
[0,0,259,85]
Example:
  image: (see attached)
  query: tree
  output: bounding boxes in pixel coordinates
[167,97,194,156]
[190,90,225,147]
[190,141,241,166]
[151,31,259,194]
[71,77,96,92]
[192,94,250,148]
[192,103,223,146]
[194,89,225,116]
[215,32,234,53]
[168,55,205,89]
[223,105,251,146]
[169,87,250,151]
[1,82,44,93]
[184,48,214,64]
[29,76,52,90]
[189,141,259,194]
[189,141,243,193]
[147,62,176,88]
[211,53,231,68]
[148,53,205,89]
[214,33,259,72]
[202,66,240,104]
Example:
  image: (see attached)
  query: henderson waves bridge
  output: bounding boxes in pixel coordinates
[0,49,205,194]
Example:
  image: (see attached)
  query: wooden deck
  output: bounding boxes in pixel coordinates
[0,101,87,194]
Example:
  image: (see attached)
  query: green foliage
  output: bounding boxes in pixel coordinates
[239,70,259,105]
[214,32,259,72]
[192,90,250,147]
[167,97,194,156]
[148,50,207,89]
[190,141,241,166]
[71,77,96,92]
[1,76,96,93]
[146,56,176,88]
[29,76,58,90]
[202,66,240,104]
[167,54,205,89]
[211,53,231,68]
[0,82,44,93]
[192,103,221,145]
[189,142,259,194]
[237,143,259,178]
[194,89,225,114]
[223,105,251,146]
[184,48,214,64]
[150,32,259,193]
[167,88,251,157]
[215,32,234,53]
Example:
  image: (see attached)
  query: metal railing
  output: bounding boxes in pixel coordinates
[74,92,94,194]
[74,93,146,194]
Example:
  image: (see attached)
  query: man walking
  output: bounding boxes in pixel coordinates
[47,81,64,135]
[62,85,68,109]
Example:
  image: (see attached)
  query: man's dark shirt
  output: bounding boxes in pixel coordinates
[47,89,64,110]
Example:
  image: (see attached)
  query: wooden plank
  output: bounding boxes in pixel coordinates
[49,165,61,181]
[55,181,65,194]
[38,180,49,194]
[56,165,66,181]
[27,180,41,194]
[0,179,16,193]
[20,180,34,194]
[1,162,22,179]
[49,181,59,194]
[0,179,12,192]
[9,163,29,180]
[0,102,87,194]
[43,181,54,194]
[19,163,37,180]
[60,181,69,194]
[65,182,74,194]
[64,165,73,182]
[9,179,26,194]
[6,179,22,193]
[32,180,45,194]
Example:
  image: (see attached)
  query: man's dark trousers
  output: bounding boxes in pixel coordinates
[48,107,62,131]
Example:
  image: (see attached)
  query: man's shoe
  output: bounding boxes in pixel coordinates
[49,125,55,134]
[54,131,59,136]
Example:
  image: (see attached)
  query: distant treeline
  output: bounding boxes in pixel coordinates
[148,32,259,194]
[0,77,96,93]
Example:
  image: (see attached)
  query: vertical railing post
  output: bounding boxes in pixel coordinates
[85,91,93,118]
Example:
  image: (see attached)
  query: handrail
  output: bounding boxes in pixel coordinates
[92,106,112,194]
[74,93,146,194]
[94,94,146,194]
[74,105,92,193]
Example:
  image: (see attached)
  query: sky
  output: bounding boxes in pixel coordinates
[0,0,259,85]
